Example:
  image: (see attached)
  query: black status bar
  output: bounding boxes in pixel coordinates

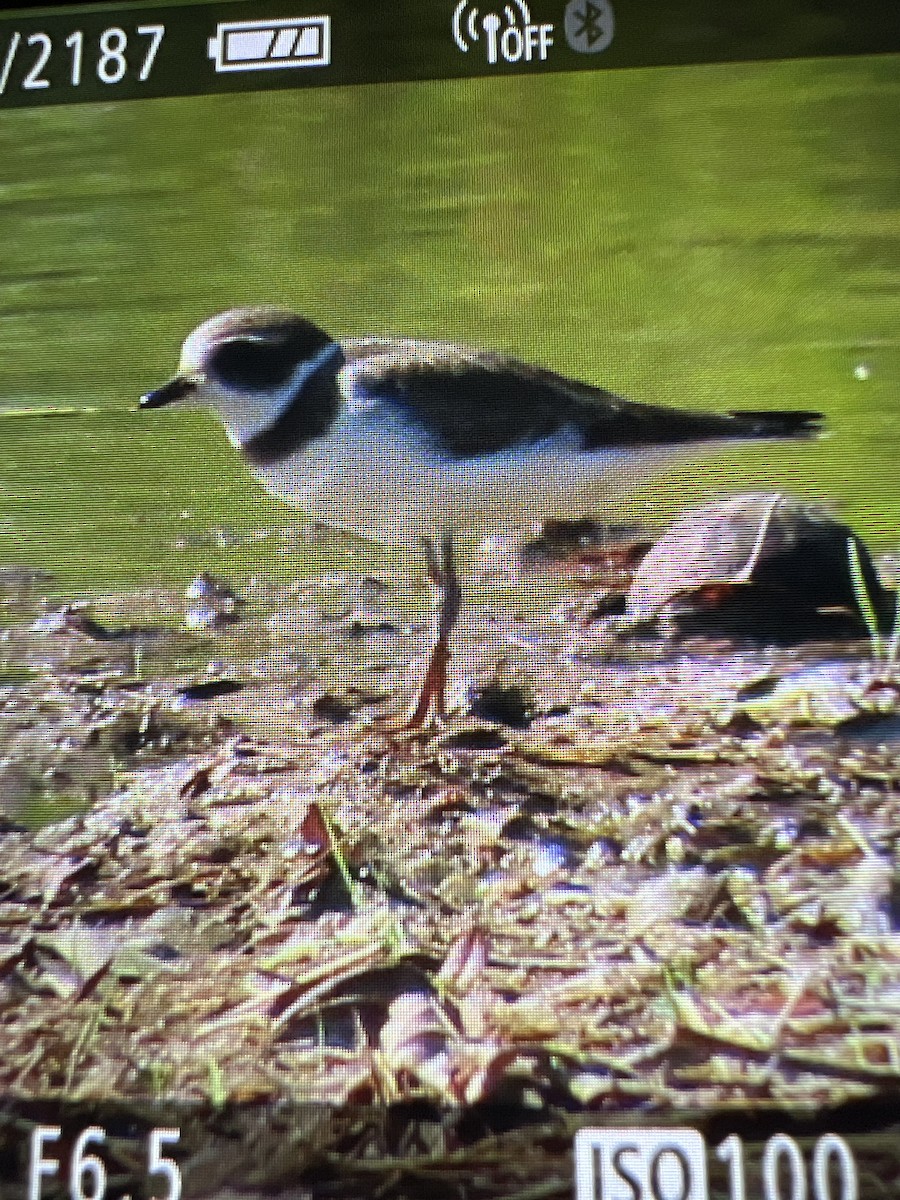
[0,0,898,109]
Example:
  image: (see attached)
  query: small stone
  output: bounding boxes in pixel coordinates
[184,603,228,631]
[30,603,91,635]
[185,572,239,603]
[177,679,244,703]
[183,574,243,630]
[466,682,535,729]
[311,694,355,723]
[440,728,507,751]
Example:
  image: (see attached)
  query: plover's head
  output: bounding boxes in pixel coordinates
[140,307,345,454]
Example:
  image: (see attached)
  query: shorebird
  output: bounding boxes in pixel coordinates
[140,307,821,727]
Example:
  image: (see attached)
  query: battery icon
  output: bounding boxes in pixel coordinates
[207,16,331,72]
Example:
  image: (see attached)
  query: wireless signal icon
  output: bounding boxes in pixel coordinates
[450,0,552,63]
[451,0,483,51]
[451,0,534,53]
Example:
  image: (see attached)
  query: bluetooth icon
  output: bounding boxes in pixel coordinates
[563,0,614,53]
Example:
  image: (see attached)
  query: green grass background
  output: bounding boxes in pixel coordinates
[0,55,897,594]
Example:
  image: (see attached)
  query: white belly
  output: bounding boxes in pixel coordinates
[252,412,682,545]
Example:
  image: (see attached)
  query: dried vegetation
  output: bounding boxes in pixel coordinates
[1,530,899,1195]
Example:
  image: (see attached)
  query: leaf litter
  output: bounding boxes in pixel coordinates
[0,517,899,1195]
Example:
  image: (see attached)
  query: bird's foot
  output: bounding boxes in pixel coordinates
[371,709,445,740]
[372,635,450,739]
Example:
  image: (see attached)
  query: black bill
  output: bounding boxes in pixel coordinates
[139,377,196,409]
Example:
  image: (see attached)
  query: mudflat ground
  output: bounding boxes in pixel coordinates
[0,556,898,1197]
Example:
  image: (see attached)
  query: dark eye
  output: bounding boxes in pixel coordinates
[208,339,295,390]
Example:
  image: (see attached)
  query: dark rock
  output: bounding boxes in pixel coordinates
[311,693,355,723]
[625,492,896,641]
[440,729,507,751]
[467,682,535,729]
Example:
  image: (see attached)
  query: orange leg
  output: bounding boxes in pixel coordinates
[380,533,462,732]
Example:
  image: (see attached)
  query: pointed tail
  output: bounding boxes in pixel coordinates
[728,409,824,439]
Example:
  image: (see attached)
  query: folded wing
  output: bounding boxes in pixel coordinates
[343,338,822,460]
